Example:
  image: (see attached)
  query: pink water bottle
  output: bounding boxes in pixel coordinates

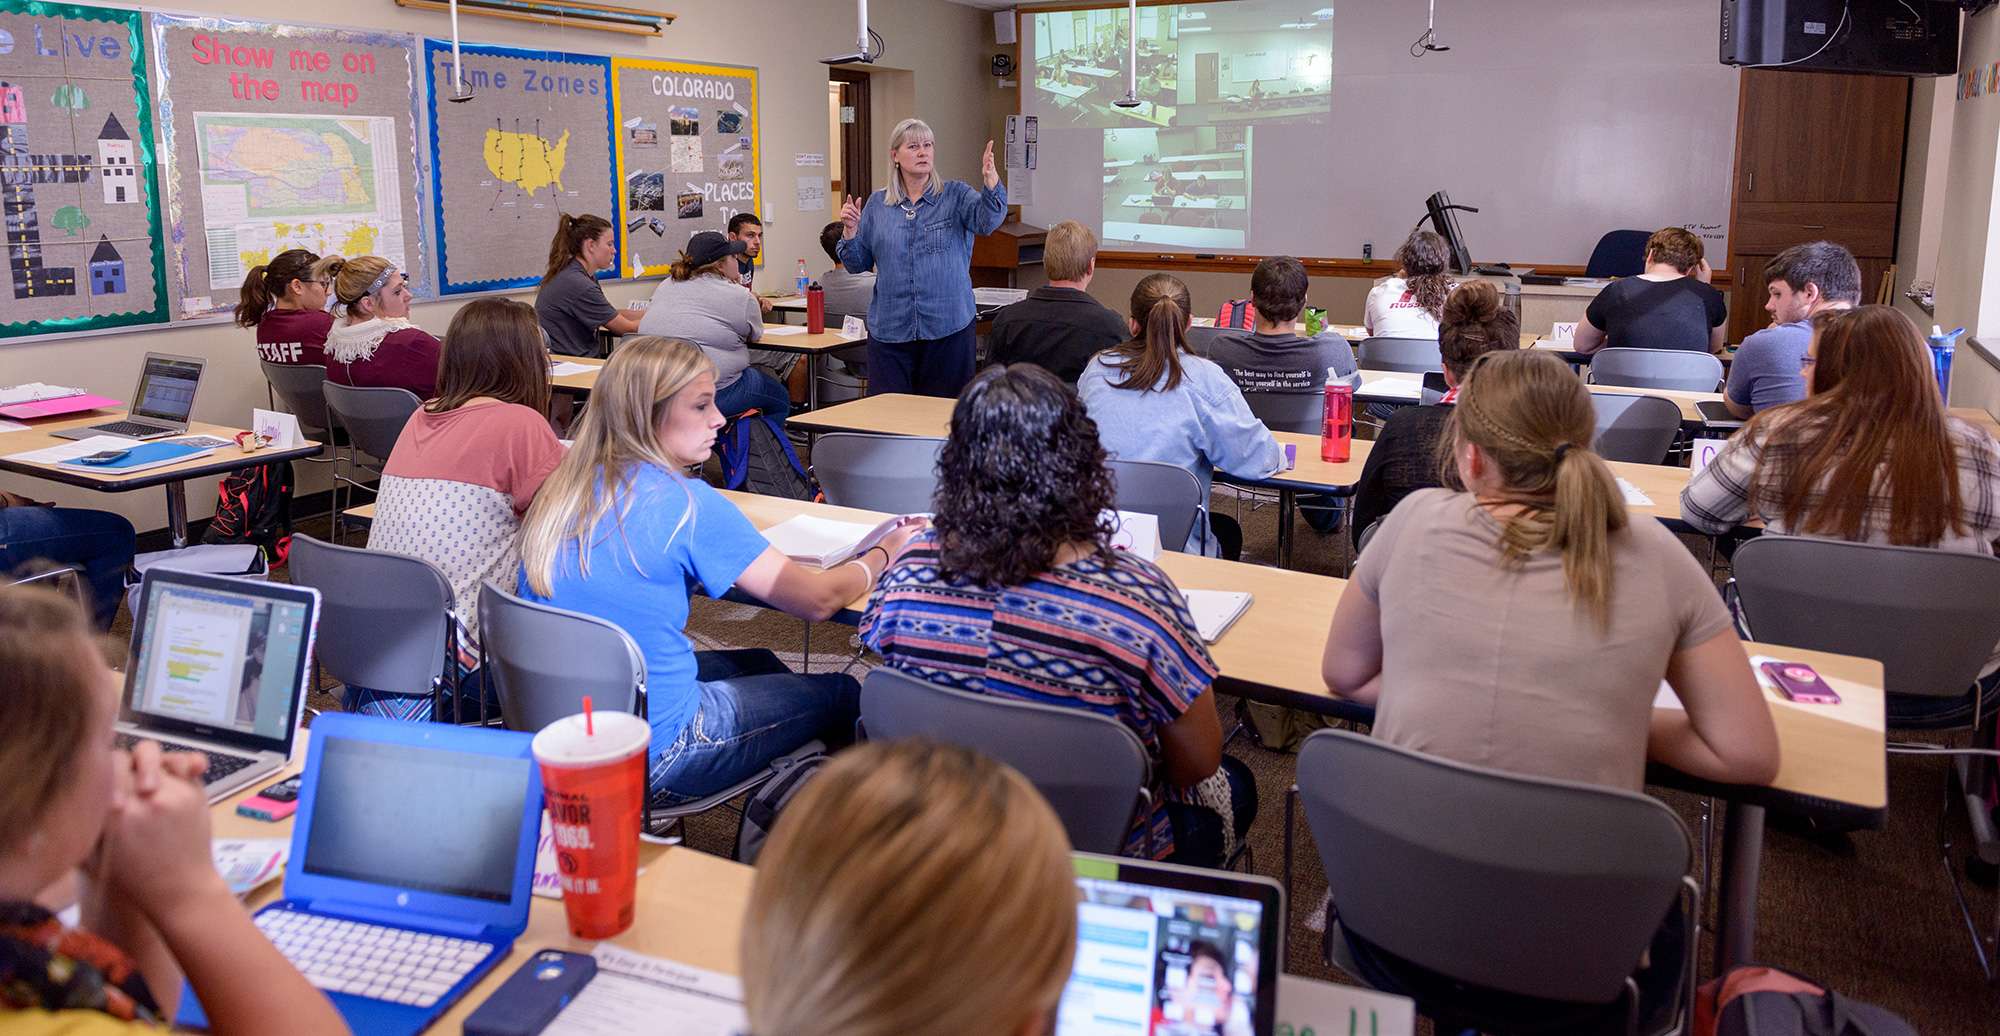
[1321,371,1352,463]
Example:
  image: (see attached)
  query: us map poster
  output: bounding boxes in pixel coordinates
[149,14,430,318]
[0,0,168,340]
[610,57,758,278]
[425,39,615,294]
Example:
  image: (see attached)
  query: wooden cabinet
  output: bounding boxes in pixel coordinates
[971,220,1047,289]
[1726,70,1909,342]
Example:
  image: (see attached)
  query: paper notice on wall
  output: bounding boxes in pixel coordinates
[1006,168,1032,207]
[795,152,826,167]
[796,176,829,212]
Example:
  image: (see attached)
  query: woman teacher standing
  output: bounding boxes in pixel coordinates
[837,118,1006,397]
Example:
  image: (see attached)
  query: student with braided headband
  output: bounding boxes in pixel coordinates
[1322,348,1778,793]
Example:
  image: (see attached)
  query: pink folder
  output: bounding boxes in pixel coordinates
[0,394,122,420]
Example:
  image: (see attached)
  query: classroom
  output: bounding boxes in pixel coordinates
[2,0,1998,1033]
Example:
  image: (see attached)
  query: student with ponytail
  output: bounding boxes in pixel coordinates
[319,255,442,398]
[1078,274,1283,557]
[233,248,331,366]
[1322,349,1778,793]
[1363,230,1455,340]
[637,231,788,421]
[534,213,644,358]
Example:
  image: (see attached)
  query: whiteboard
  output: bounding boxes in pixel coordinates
[1020,0,1739,266]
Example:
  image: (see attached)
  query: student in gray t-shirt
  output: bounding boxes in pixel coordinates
[638,231,792,421]
[1203,255,1357,396]
[817,221,875,320]
[534,213,643,358]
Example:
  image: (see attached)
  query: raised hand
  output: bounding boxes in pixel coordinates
[840,197,864,240]
[981,139,999,190]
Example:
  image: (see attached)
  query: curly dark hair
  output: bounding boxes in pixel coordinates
[934,365,1117,587]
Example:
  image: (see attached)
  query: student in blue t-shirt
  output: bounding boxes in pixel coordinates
[1722,241,1860,418]
[516,336,924,805]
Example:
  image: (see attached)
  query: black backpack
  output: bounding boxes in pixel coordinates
[202,460,295,564]
[733,747,830,864]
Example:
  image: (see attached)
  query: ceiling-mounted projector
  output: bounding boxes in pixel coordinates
[823,0,880,64]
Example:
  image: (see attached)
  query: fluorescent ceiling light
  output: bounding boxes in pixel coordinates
[1178,25,1211,31]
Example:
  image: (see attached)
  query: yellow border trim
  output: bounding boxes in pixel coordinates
[610,56,761,280]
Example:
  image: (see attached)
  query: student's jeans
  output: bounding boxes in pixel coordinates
[715,367,792,422]
[649,649,861,806]
[0,506,136,629]
[865,320,977,398]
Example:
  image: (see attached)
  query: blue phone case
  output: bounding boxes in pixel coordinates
[462,950,598,1036]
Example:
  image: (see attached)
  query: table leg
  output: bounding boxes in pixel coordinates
[1717,802,1766,972]
[1276,488,1295,568]
[164,481,189,549]
[807,353,821,413]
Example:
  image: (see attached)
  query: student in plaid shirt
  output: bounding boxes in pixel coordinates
[1681,305,2000,718]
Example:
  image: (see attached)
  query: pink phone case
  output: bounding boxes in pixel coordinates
[236,795,298,822]
[1761,661,1840,704]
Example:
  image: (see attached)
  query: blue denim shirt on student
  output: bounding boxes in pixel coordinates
[837,179,1007,343]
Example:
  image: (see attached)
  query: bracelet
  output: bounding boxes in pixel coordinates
[867,545,891,566]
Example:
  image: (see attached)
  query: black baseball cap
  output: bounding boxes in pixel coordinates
[684,231,748,268]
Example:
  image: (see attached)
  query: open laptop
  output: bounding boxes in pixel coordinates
[117,569,317,802]
[178,714,543,1035]
[55,351,204,440]
[1057,855,1284,1036]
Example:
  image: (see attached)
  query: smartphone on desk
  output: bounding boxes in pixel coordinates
[463,950,597,1036]
[237,775,301,821]
[1761,661,1840,705]
[74,449,132,465]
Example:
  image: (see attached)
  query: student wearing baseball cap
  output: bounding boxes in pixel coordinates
[639,230,790,422]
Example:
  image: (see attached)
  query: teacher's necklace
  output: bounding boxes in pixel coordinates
[898,172,923,219]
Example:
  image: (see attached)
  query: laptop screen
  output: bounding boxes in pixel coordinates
[1058,858,1279,1036]
[128,579,312,744]
[129,355,201,424]
[300,737,533,903]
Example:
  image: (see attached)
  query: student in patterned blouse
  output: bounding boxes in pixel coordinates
[860,364,1256,867]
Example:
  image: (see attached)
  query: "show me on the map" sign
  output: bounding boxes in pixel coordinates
[150,13,430,318]
[424,39,615,294]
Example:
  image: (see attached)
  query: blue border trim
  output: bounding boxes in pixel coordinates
[423,38,618,296]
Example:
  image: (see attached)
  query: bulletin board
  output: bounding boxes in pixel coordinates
[0,0,169,340]
[425,39,616,294]
[148,14,430,319]
[608,57,759,279]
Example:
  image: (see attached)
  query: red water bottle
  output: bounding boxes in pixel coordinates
[1321,372,1352,463]
[806,283,826,334]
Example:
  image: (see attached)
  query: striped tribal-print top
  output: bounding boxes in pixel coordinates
[859,530,1218,858]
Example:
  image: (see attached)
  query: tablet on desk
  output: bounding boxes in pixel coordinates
[1695,400,1744,427]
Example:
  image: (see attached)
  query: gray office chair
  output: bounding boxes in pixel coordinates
[1293,730,1696,1036]
[1244,389,1321,435]
[1588,348,1724,392]
[1358,337,1443,374]
[1186,323,1229,358]
[288,535,460,722]
[1108,458,1202,553]
[860,667,1152,855]
[1591,392,1682,465]
[321,383,421,541]
[476,580,823,849]
[810,433,946,514]
[259,361,337,444]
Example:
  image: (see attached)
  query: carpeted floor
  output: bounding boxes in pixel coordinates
[241,479,2000,1033]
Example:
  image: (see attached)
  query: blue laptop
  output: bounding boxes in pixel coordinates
[179,713,543,1035]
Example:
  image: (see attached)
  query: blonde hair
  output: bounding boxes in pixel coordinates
[0,584,106,850]
[1044,220,1099,282]
[518,336,716,596]
[314,255,395,317]
[741,740,1078,1036]
[668,253,731,283]
[883,118,943,205]
[1450,350,1628,626]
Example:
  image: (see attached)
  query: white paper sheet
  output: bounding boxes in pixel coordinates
[761,325,809,337]
[550,362,597,377]
[1655,655,1877,730]
[1182,589,1253,643]
[1616,477,1653,507]
[542,944,745,1036]
[1358,373,1424,400]
[6,436,144,465]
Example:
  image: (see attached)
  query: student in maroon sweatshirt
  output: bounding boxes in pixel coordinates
[233,248,333,367]
[318,255,442,398]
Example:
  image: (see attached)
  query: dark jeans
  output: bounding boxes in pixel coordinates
[1164,753,1258,868]
[649,649,861,806]
[0,506,136,628]
[865,320,977,398]
[716,366,792,422]
[1885,669,2000,730]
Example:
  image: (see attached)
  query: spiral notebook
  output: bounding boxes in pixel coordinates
[1182,589,1253,643]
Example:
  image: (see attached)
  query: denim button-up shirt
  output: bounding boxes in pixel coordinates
[837,179,1007,343]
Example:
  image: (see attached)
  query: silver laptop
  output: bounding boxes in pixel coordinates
[56,352,205,441]
[117,569,319,802]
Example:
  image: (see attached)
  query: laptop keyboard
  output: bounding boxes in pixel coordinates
[91,420,169,437]
[255,910,493,1007]
[111,733,257,784]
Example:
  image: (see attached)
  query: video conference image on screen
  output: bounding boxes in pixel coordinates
[1102,126,1251,250]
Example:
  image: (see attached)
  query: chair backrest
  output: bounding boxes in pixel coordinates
[478,581,646,731]
[1185,323,1227,358]
[1732,536,2000,701]
[259,361,333,437]
[811,433,947,514]
[860,667,1150,853]
[321,382,421,462]
[1590,392,1681,464]
[287,534,450,695]
[1243,389,1322,435]
[1588,347,1724,392]
[1107,458,1202,552]
[1358,337,1443,374]
[1584,229,1651,279]
[1298,729,1690,1003]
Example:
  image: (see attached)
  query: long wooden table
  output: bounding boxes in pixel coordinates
[0,413,323,546]
[1353,369,1727,423]
[209,736,754,1032]
[593,324,861,411]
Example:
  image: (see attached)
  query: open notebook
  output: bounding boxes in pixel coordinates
[1182,589,1253,643]
[763,514,925,569]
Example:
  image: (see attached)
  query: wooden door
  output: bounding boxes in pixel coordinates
[1195,51,1217,104]
[830,70,871,206]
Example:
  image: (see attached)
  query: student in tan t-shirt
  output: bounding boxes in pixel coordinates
[1320,350,1778,792]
